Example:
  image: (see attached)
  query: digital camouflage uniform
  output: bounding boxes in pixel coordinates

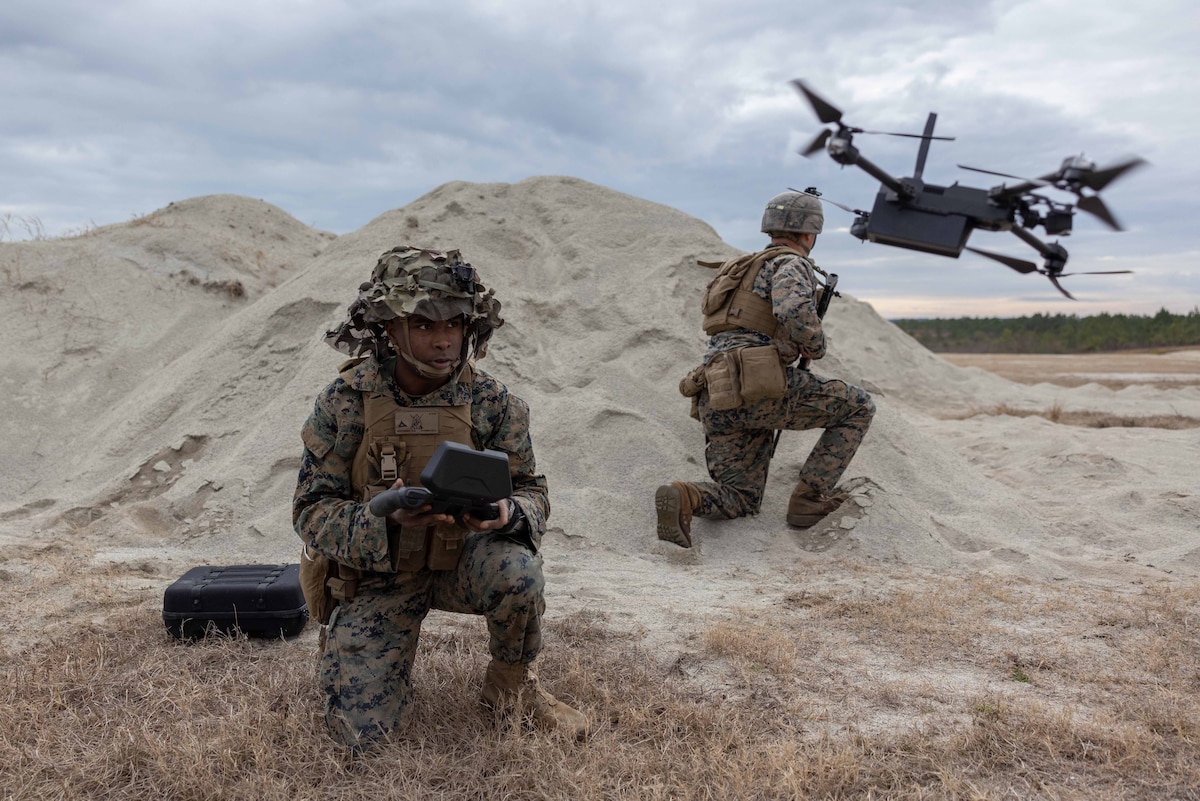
[292,246,577,748]
[294,354,549,746]
[694,244,875,519]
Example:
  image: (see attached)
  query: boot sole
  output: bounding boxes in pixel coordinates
[786,514,824,528]
[655,485,691,548]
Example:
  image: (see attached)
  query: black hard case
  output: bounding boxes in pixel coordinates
[163,563,308,639]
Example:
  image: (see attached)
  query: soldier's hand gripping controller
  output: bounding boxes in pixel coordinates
[367,441,512,523]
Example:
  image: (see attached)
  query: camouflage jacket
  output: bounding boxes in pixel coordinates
[704,244,826,364]
[293,355,550,572]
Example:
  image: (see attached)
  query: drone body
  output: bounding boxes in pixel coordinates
[859,174,1009,257]
[793,80,1144,298]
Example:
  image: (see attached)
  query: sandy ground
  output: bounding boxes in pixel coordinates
[943,350,1200,389]
[2,178,1197,673]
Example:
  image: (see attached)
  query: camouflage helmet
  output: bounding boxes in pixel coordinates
[761,190,824,236]
[324,246,503,361]
[361,246,499,324]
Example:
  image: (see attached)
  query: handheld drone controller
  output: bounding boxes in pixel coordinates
[367,441,512,522]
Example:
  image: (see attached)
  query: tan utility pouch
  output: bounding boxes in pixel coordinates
[736,344,787,402]
[300,546,335,625]
[300,546,362,626]
[704,351,742,410]
[679,366,706,398]
[679,365,707,420]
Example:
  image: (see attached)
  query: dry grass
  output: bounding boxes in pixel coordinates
[1,213,48,242]
[1,213,96,242]
[3,564,1198,800]
[946,402,1200,429]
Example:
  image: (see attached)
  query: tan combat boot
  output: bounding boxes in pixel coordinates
[655,481,701,548]
[786,484,849,528]
[481,660,589,740]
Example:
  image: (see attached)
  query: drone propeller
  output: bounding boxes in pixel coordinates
[825,198,871,216]
[1045,156,1146,192]
[962,156,1142,231]
[793,80,842,125]
[802,129,832,157]
[1087,157,1146,191]
[957,163,1051,189]
[1042,156,1146,230]
[965,247,1038,274]
[792,80,955,157]
[789,188,868,217]
[967,246,1074,298]
[1047,276,1075,299]
[966,247,1133,299]
[1075,195,1122,231]
[957,164,1025,181]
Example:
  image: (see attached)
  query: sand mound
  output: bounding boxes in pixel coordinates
[2,177,1196,647]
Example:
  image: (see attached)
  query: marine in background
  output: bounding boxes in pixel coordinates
[657,190,876,547]
[294,246,587,748]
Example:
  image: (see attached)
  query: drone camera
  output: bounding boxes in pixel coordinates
[1043,210,1073,237]
[849,217,869,240]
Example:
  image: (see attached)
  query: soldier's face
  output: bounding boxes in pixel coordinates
[389,315,465,370]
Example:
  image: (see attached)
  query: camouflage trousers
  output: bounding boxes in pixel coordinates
[321,530,545,748]
[694,365,875,519]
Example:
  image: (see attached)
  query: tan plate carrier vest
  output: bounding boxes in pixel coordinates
[301,360,476,625]
[678,247,808,417]
[700,247,806,337]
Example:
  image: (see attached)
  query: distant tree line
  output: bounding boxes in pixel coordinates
[891,308,1200,353]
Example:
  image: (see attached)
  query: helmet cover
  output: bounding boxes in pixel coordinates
[324,246,503,361]
[761,190,824,236]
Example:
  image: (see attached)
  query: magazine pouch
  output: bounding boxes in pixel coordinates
[704,351,742,410]
[737,344,786,402]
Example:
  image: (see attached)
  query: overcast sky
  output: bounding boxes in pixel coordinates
[4,0,1198,318]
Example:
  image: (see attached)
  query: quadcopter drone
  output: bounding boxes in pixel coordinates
[792,79,1145,298]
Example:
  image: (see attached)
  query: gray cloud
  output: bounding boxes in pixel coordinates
[3,0,1197,316]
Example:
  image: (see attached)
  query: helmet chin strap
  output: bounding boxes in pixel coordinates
[395,321,462,380]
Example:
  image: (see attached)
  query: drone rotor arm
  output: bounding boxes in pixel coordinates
[847,151,910,198]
